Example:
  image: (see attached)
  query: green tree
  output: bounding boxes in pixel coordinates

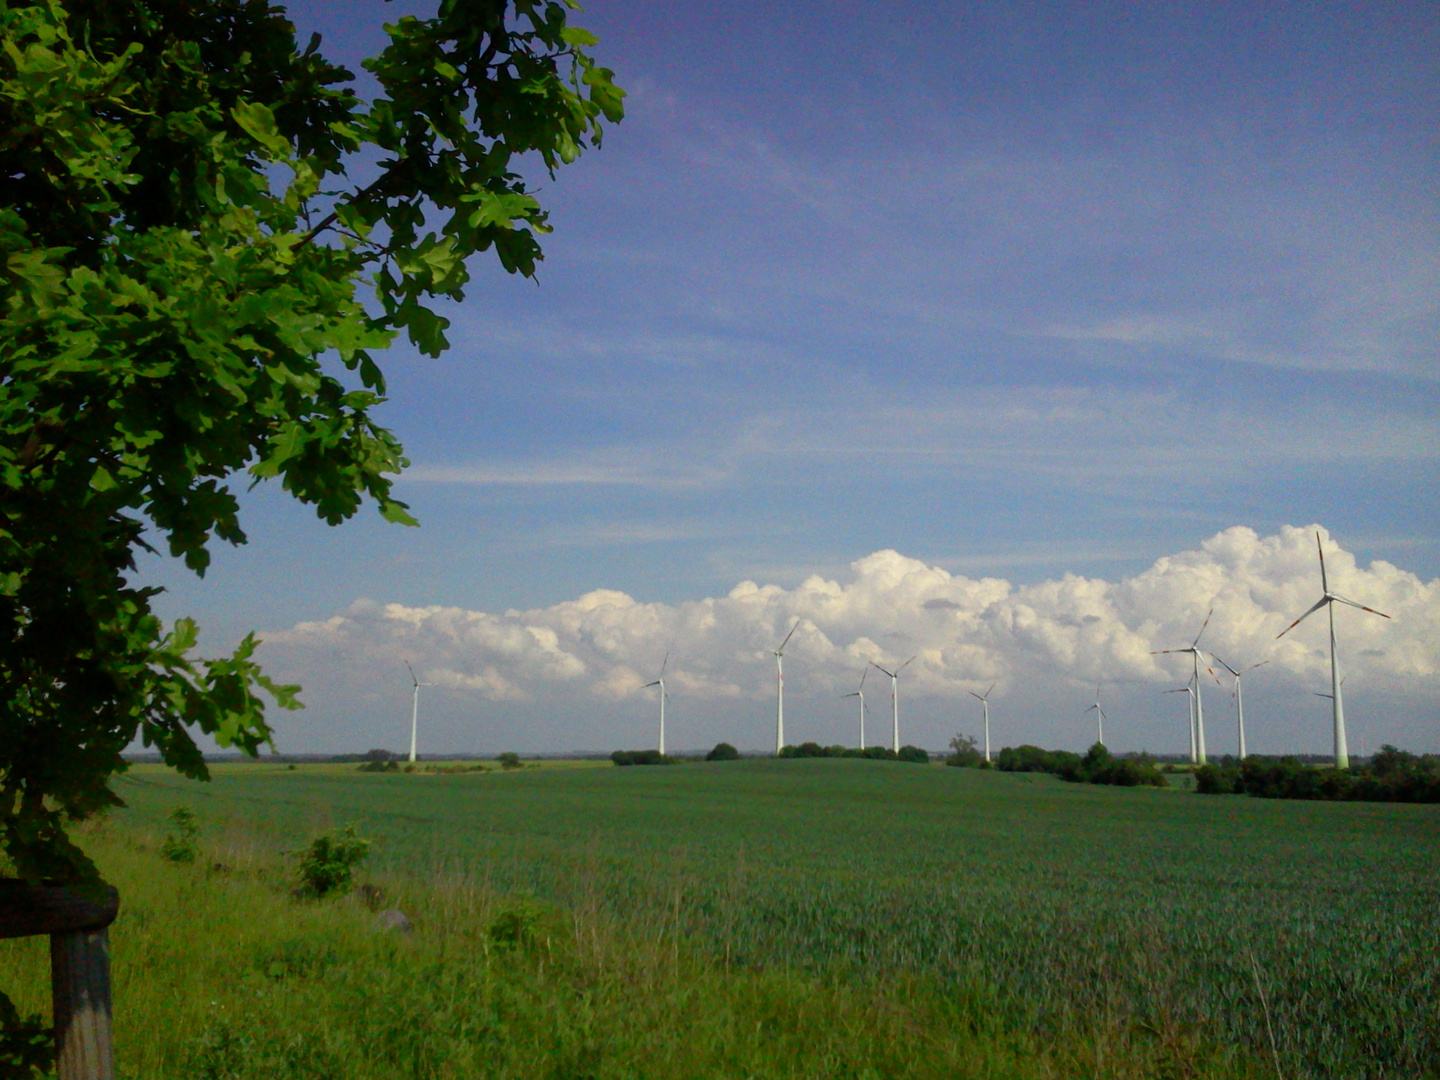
[0,0,622,885]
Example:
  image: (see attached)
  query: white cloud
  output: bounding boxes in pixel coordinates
[265,526,1439,721]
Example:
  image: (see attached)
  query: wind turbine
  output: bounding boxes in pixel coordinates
[404,661,431,764]
[644,653,669,756]
[842,668,869,748]
[1151,609,1218,765]
[773,621,799,755]
[1211,656,1268,759]
[1276,532,1390,770]
[1085,684,1107,746]
[968,683,996,762]
[1163,685,1195,759]
[870,656,915,753]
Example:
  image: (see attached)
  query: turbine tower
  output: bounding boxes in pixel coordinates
[1085,684,1107,746]
[644,653,669,756]
[1211,656,1268,760]
[842,668,869,748]
[773,621,799,755]
[1276,532,1390,770]
[404,661,430,764]
[1163,686,1195,759]
[968,683,995,762]
[1152,609,1217,765]
[870,656,915,753]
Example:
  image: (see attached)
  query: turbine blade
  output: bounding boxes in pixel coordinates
[1330,593,1391,619]
[644,680,660,688]
[1246,660,1271,673]
[1316,532,1329,594]
[859,667,868,691]
[405,660,419,687]
[898,655,916,672]
[984,682,995,699]
[1192,607,1214,648]
[842,691,859,698]
[870,661,895,677]
[968,691,983,701]
[777,620,800,653]
[1211,654,1240,677]
[660,651,669,677]
[1276,596,1329,639]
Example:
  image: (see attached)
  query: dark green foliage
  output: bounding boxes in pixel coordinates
[1194,749,1440,802]
[296,824,369,898]
[357,749,398,772]
[945,733,983,767]
[0,993,50,1077]
[997,744,1166,788]
[159,804,200,863]
[0,0,622,886]
[609,749,671,766]
[778,743,925,763]
[496,751,522,770]
[704,741,739,762]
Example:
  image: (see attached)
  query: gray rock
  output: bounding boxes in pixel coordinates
[374,908,413,934]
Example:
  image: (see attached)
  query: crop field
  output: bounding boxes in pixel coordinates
[80,757,1438,1079]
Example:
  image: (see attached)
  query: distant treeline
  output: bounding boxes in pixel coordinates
[779,742,930,763]
[1196,746,1440,802]
[610,743,932,765]
[948,741,1168,788]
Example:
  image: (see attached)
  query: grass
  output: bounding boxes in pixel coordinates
[6,757,1437,1078]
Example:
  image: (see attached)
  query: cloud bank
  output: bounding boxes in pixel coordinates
[262,526,1439,754]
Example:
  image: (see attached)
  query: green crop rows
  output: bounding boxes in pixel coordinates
[114,759,1440,1078]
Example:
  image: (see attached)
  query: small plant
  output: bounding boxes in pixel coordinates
[296,825,370,898]
[160,806,200,864]
[946,734,983,768]
[497,752,522,770]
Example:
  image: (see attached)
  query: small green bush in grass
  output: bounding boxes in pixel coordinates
[705,742,739,761]
[297,825,370,898]
[160,806,200,864]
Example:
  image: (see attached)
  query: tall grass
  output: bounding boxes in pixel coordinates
[0,817,1265,1079]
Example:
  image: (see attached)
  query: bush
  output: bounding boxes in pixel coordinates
[705,742,739,761]
[160,806,200,864]
[497,752,523,770]
[358,749,399,772]
[610,749,671,766]
[296,825,370,898]
[945,734,983,768]
[898,745,929,764]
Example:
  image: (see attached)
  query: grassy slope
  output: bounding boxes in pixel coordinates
[7,758,1438,1077]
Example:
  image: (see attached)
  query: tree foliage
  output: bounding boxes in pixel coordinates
[0,0,622,883]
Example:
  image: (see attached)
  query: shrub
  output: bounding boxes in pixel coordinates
[297,825,370,898]
[160,806,200,864]
[358,749,399,772]
[705,742,740,761]
[610,749,670,766]
[898,745,930,764]
[945,734,983,768]
[497,752,523,770]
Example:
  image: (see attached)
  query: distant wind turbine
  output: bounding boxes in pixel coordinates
[870,656,915,753]
[842,667,869,748]
[1276,532,1390,770]
[644,652,669,756]
[1211,656,1268,760]
[405,661,431,764]
[1152,609,1219,764]
[773,621,799,755]
[968,683,996,762]
[1085,684,1107,746]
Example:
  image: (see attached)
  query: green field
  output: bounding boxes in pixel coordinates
[6,758,1437,1078]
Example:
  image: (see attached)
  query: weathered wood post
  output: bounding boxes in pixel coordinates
[0,880,119,1080]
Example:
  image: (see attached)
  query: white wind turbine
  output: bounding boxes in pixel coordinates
[1210,656,1268,760]
[1152,609,1217,765]
[644,652,669,756]
[1276,532,1390,770]
[841,668,869,749]
[870,656,915,753]
[405,661,431,764]
[968,683,996,762]
[773,621,800,755]
[1085,684,1107,746]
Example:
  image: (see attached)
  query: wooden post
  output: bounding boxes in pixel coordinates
[0,880,119,1080]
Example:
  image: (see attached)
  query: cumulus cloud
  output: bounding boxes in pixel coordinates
[265,527,1439,720]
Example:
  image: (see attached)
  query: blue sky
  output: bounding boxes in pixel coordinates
[145,1,1438,756]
